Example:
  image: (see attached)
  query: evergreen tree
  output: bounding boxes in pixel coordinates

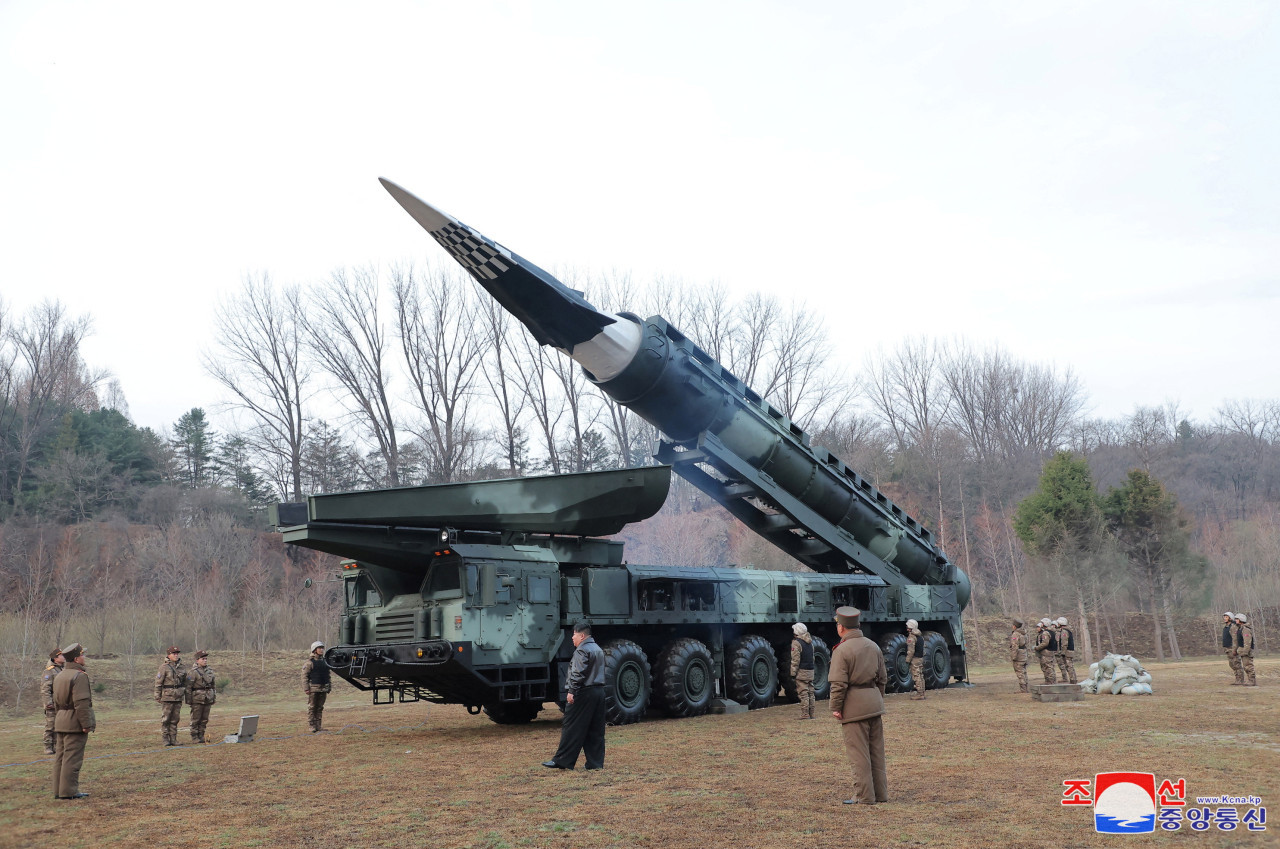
[1014,451,1111,660]
[171,408,217,489]
[214,434,271,505]
[1103,468,1211,660]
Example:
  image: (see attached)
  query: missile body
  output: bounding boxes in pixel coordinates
[381,179,965,599]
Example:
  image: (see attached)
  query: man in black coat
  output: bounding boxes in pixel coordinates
[543,622,607,770]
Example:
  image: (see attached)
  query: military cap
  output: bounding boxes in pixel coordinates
[834,606,860,628]
[167,646,182,654]
[311,640,326,652]
[1039,618,1052,627]
[1223,611,1233,618]
[792,622,808,635]
[50,648,64,662]
[194,650,209,659]
[906,618,919,631]
[1056,617,1068,626]
[61,642,84,659]
[1012,618,1024,628]
[1236,613,1248,624]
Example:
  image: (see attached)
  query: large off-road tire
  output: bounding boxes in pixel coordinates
[922,631,953,690]
[653,638,715,718]
[811,636,832,701]
[879,632,913,693]
[726,635,777,710]
[779,636,832,702]
[482,700,542,724]
[602,639,651,725]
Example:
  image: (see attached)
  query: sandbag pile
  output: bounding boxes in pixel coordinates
[1079,653,1153,695]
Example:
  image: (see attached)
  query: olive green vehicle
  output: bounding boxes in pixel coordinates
[269,180,972,725]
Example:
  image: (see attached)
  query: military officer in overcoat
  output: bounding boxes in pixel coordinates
[52,643,95,800]
[829,606,889,805]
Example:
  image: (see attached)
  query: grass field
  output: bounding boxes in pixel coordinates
[1,655,1275,848]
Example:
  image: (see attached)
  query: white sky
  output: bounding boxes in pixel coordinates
[2,0,1277,435]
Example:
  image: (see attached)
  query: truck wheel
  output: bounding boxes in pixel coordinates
[482,700,542,724]
[922,631,952,690]
[778,637,831,702]
[654,638,714,717]
[602,639,651,725]
[727,635,777,710]
[811,637,832,701]
[878,633,913,693]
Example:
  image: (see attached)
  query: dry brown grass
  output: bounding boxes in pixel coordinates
[1,656,1276,848]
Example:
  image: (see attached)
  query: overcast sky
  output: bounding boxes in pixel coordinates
[2,1,1276,436]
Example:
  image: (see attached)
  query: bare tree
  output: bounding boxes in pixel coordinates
[759,302,854,432]
[1,301,106,512]
[514,335,565,474]
[205,274,311,500]
[476,297,529,475]
[394,266,485,483]
[302,266,402,486]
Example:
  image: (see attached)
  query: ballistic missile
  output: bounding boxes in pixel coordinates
[379,178,965,600]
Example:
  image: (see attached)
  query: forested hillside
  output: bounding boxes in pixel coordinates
[1,275,1275,711]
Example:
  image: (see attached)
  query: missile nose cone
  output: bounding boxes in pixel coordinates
[379,178,452,232]
[378,178,621,353]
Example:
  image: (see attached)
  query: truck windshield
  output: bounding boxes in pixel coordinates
[424,563,463,599]
[345,574,381,608]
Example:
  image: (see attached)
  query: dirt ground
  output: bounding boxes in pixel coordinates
[1,656,1276,849]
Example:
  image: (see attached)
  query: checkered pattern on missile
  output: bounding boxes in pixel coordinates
[430,221,512,281]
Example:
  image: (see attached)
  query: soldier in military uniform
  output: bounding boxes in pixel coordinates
[52,643,95,799]
[905,619,925,700]
[829,606,889,805]
[303,641,332,732]
[187,650,216,743]
[1054,616,1077,684]
[790,622,816,719]
[1223,612,1244,685]
[1034,619,1057,684]
[41,648,65,755]
[1010,618,1029,693]
[155,646,188,746]
[1235,614,1256,687]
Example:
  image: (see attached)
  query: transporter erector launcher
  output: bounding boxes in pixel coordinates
[269,181,971,725]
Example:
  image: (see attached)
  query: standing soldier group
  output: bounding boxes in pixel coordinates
[1223,612,1258,687]
[153,646,219,745]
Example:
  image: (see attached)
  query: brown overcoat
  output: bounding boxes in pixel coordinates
[53,661,96,732]
[828,628,887,723]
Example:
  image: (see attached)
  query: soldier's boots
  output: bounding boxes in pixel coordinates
[44,746,56,755]
[910,693,926,700]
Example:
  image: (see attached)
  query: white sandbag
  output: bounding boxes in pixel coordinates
[1098,657,1116,674]
[1120,684,1144,695]
[1080,679,1098,694]
[1111,678,1137,695]
[1137,672,1152,685]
